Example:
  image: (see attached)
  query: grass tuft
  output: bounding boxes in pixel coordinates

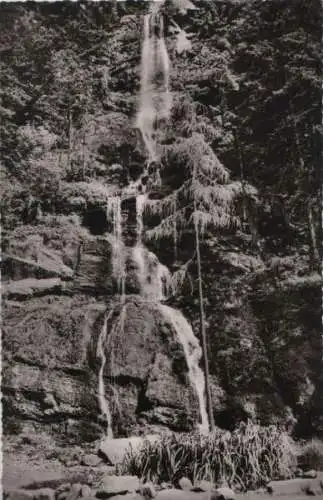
[119,421,297,491]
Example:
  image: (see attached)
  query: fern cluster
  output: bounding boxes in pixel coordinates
[119,421,296,491]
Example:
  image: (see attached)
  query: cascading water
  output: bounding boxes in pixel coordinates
[131,198,209,431]
[97,311,114,438]
[136,1,172,163]
[136,193,148,245]
[106,196,126,296]
[158,304,209,433]
[99,2,209,436]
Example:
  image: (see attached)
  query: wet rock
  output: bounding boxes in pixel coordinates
[178,477,193,491]
[96,475,140,498]
[212,487,235,500]
[81,454,102,467]
[136,482,157,498]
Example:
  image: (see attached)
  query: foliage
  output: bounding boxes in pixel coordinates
[120,421,296,491]
[144,99,251,244]
[298,439,323,471]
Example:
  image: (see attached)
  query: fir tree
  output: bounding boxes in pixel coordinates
[143,100,257,430]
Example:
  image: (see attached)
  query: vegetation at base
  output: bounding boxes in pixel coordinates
[298,438,323,471]
[119,421,296,491]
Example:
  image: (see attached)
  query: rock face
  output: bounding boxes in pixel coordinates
[3,229,201,445]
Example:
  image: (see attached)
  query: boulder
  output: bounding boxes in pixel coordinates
[178,478,193,491]
[267,475,323,496]
[6,471,66,491]
[192,481,213,492]
[96,475,140,498]
[303,469,317,478]
[136,483,157,498]
[80,486,93,498]
[57,492,69,500]
[66,484,83,500]
[32,489,56,500]
[211,487,235,500]
[99,436,159,465]
[5,489,56,500]
[99,495,141,500]
[81,455,102,467]
[55,483,71,496]
[5,490,34,500]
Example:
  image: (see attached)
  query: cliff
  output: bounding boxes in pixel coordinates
[1,0,322,454]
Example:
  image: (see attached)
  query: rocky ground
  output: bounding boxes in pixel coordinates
[3,436,323,500]
[3,457,323,500]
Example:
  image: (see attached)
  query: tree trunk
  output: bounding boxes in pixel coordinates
[67,106,72,171]
[194,207,215,431]
[234,131,247,223]
[307,199,320,272]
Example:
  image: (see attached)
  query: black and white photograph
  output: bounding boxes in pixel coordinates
[1,0,322,498]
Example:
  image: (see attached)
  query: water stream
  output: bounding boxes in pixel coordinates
[158,304,209,433]
[136,1,171,164]
[97,311,114,438]
[106,196,126,296]
[132,194,209,431]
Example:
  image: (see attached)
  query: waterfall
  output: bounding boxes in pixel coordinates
[136,2,172,163]
[132,245,173,301]
[107,196,126,296]
[158,304,209,433]
[131,195,209,431]
[100,1,209,435]
[136,193,148,245]
[97,311,114,438]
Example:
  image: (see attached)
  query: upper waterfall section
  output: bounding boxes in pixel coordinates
[136,0,172,164]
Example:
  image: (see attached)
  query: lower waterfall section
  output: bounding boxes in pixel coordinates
[132,242,209,432]
[158,303,209,433]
